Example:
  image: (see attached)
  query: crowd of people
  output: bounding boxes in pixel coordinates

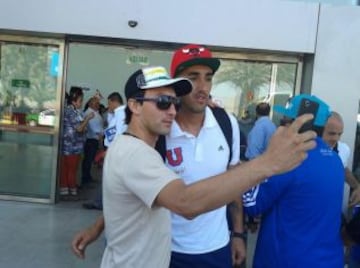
[62,44,360,267]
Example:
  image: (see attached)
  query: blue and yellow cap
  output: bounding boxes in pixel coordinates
[274,94,331,127]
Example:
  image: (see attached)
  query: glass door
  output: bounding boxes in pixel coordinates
[0,35,64,203]
[211,53,302,128]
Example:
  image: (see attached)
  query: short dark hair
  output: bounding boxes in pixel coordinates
[107,92,123,105]
[125,91,144,124]
[67,86,83,105]
[256,102,271,116]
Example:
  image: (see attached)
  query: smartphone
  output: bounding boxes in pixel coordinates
[297,98,319,133]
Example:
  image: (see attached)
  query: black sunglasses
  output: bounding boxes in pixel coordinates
[135,95,181,111]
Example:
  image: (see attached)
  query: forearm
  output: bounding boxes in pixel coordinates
[228,198,245,233]
[163,155,273,219]
[192,156,271,213]
[228,163,245,232]
[76,117,91,133]
[90,215,105,237]
[96,215,105,229]
[157,115,315,219]
[345,167,359,189]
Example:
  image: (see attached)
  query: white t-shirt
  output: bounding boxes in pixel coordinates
[101,135,178,268]
[166,107,240,254]
[104,105,127,147]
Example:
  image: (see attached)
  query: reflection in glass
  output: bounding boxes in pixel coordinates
[212,60,296,126]
[0,43,58,127]
[0,40,60,200]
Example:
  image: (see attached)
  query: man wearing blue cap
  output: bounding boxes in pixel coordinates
[243,94,345,267]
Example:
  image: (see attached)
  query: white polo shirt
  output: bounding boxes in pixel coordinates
[104,105,127,147]
[166,107,240,254]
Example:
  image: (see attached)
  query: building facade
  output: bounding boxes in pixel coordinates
[0,0,359,203]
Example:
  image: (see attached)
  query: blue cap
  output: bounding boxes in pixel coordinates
[273,94,331,127]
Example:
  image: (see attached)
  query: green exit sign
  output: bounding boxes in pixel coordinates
[11,79,30,88]
[127,55,149,65]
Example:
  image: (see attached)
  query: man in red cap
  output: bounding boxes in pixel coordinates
[72,45,246,267]
[71,49,316,268]
[167,44,246,267]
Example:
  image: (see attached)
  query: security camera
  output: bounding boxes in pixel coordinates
[128,20,138,28]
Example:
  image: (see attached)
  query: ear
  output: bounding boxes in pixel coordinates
[127,99,142,116]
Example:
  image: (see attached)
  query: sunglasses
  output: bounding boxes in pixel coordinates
[135,95,181,111]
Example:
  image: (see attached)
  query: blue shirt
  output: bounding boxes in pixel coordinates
[245,116,276,159]
[243,137,344,268]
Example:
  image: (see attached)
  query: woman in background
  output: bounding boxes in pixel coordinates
[60,86,94,200]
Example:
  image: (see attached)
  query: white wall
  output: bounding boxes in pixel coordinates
[288,0,357,5]
[0,0,319,53]
[66,43,173,102]
[311,4,360,167]
[1,0,359,161]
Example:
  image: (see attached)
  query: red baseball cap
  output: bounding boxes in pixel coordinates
[170,44,220,78]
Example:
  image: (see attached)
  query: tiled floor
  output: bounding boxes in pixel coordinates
[0,193,260,268]
[0,196,261,268]
[0,199,104,268]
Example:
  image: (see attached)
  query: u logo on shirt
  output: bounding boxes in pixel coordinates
[166,147,183,166]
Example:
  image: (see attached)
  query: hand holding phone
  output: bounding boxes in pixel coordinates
[297,98,319,133]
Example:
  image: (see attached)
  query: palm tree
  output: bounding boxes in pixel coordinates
[214,59,297,118]
[214,60,271,117]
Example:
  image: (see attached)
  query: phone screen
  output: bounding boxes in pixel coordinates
[297,98,319,133]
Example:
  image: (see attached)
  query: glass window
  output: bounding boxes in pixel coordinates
[212,59,298,128]
[0,43,59,125]
[0,37,62,201]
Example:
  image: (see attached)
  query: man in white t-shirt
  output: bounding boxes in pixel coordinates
[322,111,360,211]
[78,45,247,265]
[71,66,316,268]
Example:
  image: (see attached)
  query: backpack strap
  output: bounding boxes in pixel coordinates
[155,134,167,162]
[209,106,233,165]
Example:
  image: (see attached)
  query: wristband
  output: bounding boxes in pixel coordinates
[231,231,247,240]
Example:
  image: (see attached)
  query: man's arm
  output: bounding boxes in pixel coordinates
[155,114,316,219]
[243,170,292,217]
[346,167,360,206]
[228,197,246,266]
[71,114,315,259]
[346,167,359,189]
[72,216,104,259]
[227,147,246,266]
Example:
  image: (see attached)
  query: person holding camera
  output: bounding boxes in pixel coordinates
[243,94,344,267]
